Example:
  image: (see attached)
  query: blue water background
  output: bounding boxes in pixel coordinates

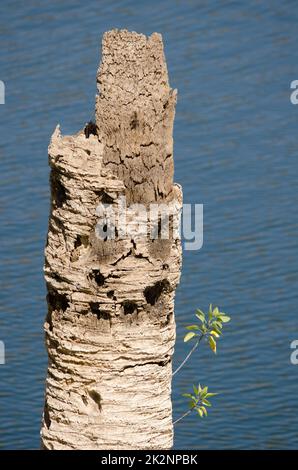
[0,0,298,449]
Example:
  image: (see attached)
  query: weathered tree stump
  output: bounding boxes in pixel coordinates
[41,29,182,450]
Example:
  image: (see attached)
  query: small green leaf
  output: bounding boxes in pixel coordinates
[184,331,197,342]
[186,325,200,330]
[201,406,208,416]
[211,325,222,335]
[202,399,212,407]
[209,335,217,353]
[219,315,230,323]
[197,407,203,417]
[206,392,218,398]
[210,330,220,338]
[200,386,208,397]
[193,384,198,395]
[195,310,205,323]
[213,307,219,316]
[182,393,193,398]
[213,321,223,329]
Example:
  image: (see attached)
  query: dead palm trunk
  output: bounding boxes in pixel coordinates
[41,29,182,450]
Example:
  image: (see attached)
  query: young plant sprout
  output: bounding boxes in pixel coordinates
[173,384,218,425]
[173,305,230,425]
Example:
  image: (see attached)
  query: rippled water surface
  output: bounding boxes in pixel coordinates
[0,0,298,449]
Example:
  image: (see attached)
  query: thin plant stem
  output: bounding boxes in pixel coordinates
[173,409,192,426]
[172,334,204,377]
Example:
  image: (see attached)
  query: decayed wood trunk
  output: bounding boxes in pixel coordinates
[41,29,182,450]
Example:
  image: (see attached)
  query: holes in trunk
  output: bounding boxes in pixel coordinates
[89,269,105,287]
[45,312,53,331]
[74,234,88,249]
[144,279,171,306]
[47,289,69,312]
[165,311,172,326]
[122,300,138,315]
[46,290,69,333]
[44,400,51,429]
[96,190,114,204]
[94,270,105,286]
[51,174,67,208]
[84,120,97,138]
[107,290,117,300]
[89,302,111,321]
[74,236,82,249]
[50,272,63,282]
[88,390,102,411]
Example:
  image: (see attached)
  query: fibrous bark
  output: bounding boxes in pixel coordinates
[41,29,182,450]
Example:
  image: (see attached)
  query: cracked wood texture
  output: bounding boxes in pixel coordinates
[41,29,182,450]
